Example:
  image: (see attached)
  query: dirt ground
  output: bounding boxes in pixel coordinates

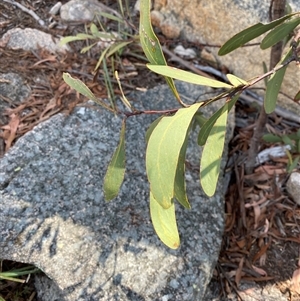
[1,1,300,301]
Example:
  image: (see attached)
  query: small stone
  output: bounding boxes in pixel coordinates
[49,2,62,15]
[60,0,104,22]
[174,45,196,59]
[286,172,300,205]
[150,10,164,28]
[1,28,69,53]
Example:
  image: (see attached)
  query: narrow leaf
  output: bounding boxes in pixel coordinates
[90,23,99,36]
[218,13,296,55]
[200,107,228,197]
[198,94,239,146]
[59,35,91,45]
[103,120,126,201]
[264,47,292,114]
[98,11,125,23]
[115,71,132,111]
[262,61,268,86]
[80,43,97,54]
[226,74,248,86]
[294,90,300,102]
[146,103,202,209]
[106,41,132,57]
[63,73,97,100]
[261,17,300,50]
[150,192,180,249]
[174,134,190,209]
[147,65,233,89]
[139,0,185,106]
[95,47,110,71]
[262,133,282,143]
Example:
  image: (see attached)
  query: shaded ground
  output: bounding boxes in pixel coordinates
[1,1,300,301]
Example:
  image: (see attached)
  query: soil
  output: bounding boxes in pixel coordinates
[1,1,300,301]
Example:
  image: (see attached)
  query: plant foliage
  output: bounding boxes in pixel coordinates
[62,0,300,248]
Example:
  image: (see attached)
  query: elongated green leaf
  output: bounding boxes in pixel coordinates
[174,134,190,209]
[106,41,132,57]
[261,17,300,49]
[294,90,300,102]
[146,103,202,209]
[63,73,97,100]
[262,133,282,143]
[95,47,110,71]
[81,43,97,54]
[150,192,180,249]
[194,112,208,128]
[90,23,99,36]
[226,74,248,86]
[262,61,268,86]
[200,107,228,197]
[145,116,163,143]
[59,34,93,45]
[198,94,239,146]
[264,47,292,114]
[98,11,125,23]
[103,120,126,201]
[218,13,296,55]
[139,0,185,106]
[147,65,233,89]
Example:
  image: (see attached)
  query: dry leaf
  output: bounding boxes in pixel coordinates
[251,264,267,276]
[235,257,244,286]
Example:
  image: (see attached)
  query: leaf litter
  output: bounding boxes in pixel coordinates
[213,100,300,300]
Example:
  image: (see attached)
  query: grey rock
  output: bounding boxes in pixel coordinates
[286,172,300,205]
[60,0,106,22]
[0,82,234,301]
[49,2,62,16]
[1,28,69,53]
[0,73,31,124]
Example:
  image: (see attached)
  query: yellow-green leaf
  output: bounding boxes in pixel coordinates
[146,103,202,209]
[200,106,228,197]
[90,23,99,36]
[63,73,97,100]
[147,65,233,89]
[103,120,126,201]
[294,90,300,102]
[106,41,132,57]
[218,13,296,55]
[226,74,248,87]
[261,17,300,50]
[139,0,185,106]
[150,192,180,249]
[59,34,94,45]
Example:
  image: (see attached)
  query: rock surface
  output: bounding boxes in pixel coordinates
[152,0,300,115]
[60,0,112,22]
[0,73,31,125]
[1,28,68,53]
[0,82,234,301]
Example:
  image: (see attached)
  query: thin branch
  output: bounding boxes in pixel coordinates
[3,0,45,27]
